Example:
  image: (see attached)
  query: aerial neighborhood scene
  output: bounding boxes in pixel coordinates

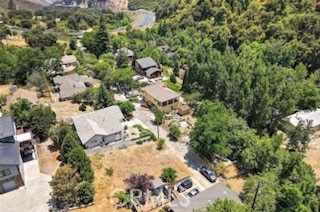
[0,0,320,212]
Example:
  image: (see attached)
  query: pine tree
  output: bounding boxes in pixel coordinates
[93,23,111,57]
[94,85,114,110]
[68,147,94,182]
[61,134,80,163]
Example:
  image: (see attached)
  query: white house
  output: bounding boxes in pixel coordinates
[285,108,320,131]
[72,106,125,149]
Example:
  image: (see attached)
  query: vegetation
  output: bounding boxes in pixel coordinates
[51,122,78,148]
[124,173,154,193]
[153,108,165,125]
[68,147,94,182]
[157,138,165,150]
[205,199,250,212]
[94,85,114,110]
[61,134,81,163]
[105,167,114,176]
[160,167,177,183]
[133,124,156,140]
[168,121,180,140]
[117,101,135,118]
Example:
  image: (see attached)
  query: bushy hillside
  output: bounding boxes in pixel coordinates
[0,0,42,13]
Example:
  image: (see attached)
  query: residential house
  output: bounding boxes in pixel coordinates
[284,108,320,131]
[61,55,79,73]
[169,182,241,212]
[72,106,125,149]
[53,74,93,100]
[0,115,24,194]
[3,85,39,111]
[141,83,181,113]
[115,47,134,58]
[133,57,162,78]
[157,45,174,58]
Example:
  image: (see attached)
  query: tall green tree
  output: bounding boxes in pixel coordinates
[51,122,78,148]
[94,85,114,110]
[287,119,313,153]
[10,99,32,127]
[206,199,250,212]
[76,181,95,205]
[50,165,81,209]
[68,147,94,183]
[60,134,81,163]
[28,105,56,141]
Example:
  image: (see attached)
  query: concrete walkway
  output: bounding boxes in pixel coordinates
[0,159,52,212]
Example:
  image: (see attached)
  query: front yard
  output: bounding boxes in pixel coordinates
[77,142,193,212]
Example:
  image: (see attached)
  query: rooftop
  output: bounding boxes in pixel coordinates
[61,55,78,64]
[53,74,92,99]
[146,67,162,78]
[72,106,125,145]
[151,178,164,188]
[141,83,181,103]
[286,108,320,128]
[169,182,241,212]
[0,115,15,139]
[0,141,20,165]
[135,57,157,69]
[116,47,134,57]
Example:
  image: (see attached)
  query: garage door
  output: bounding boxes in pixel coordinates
[2,180,17,192]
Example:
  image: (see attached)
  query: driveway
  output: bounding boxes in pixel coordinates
[0,159,52,212]
[133,107,214,189]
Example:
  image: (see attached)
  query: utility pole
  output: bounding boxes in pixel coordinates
[251,181,264,211]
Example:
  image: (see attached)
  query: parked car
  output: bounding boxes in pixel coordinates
[187,188,199,198]
[200,166,217,182]
[177,179,193,193]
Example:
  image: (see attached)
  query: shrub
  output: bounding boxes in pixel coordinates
[160,167,177,183]
[79,103,87,111]
[169,122,181,140]
[105,167,114,176]
[157,138,165,150]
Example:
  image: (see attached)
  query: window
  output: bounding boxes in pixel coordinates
[0,169,11,178]
[162,101,168,106]
[168,99,173,104]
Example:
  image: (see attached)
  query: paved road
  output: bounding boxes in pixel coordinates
[131,9,156,28]
[0,159,52,212]
[133,107,214,189]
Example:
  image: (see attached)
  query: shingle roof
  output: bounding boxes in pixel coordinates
[170,182,241,212]
[0,141,20,165]
[116,47,134,57]
[135,57,157,69]
[61,55,78,65]
[286,109,320,128]
[146,67,162,78]
[72,106,124,145]
[141,83,181,103]
[53,74,93,99]
[0,115,15,139]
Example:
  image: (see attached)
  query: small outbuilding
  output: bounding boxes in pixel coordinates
[178,104,191,116]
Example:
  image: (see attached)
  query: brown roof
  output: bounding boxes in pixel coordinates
[141,83,180,103]
[4,89,38,110]
[179,104,190,111]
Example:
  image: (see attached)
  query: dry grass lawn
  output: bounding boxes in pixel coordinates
[51,100,94,122]
[223,165,245,195]
[304,131,320,185]
[37,139,61,176]
[3,35,27,47]
[76,142,193,212]
[0,84,11,96]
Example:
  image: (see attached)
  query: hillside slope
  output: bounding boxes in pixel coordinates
[60,0,128,10]
[0,0,42,13]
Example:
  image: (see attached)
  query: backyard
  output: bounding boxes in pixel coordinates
[76,142,193,212]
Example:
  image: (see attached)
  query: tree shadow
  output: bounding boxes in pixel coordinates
[47,144,59,152]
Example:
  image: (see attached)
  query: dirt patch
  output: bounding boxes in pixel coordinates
[304,131,320,185]
[3,35,27,47]
[51,100,94,122]
[37,139,60,176]
[76,142,193,212]
[222,165,245,195]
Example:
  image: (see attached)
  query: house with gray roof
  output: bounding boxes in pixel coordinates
[169,182,241,212]
[133,57,162,78]
[72,106,125,149]
[53,74,93,100]
[0,115,24,194]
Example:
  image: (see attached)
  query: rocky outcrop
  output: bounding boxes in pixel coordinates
[62,0,128,11]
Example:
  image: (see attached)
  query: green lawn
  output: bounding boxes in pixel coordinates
[167,81,181,92]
